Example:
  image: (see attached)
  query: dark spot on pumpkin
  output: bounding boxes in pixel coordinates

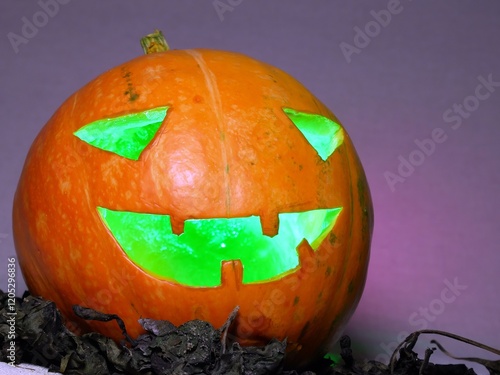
[298,320,310,340]
[121,68,140,102]
[328,233,337,246]
[357,177,373,244]
[130,302,139,315]
[293,296,300,306]
[268,74,278,83]
[76,142,89,156]
[317,291,323,302]
[325,266,332,276]
[298,164,303,171]
[193,95,203,103]
[348,280,354,294]
[124,90,139,102]
[194,306,206,320]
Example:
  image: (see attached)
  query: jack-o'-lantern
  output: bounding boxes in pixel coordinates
[13,31,373,366]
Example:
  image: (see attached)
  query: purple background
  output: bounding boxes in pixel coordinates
[1,1,499,371]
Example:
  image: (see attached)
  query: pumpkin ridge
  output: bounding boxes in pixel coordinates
[185,49,231,214]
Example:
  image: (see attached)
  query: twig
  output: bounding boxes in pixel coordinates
[390,329,500,375]
[72,305,134,344]
[219,306,240,353]
[431,339,500,375]
[389,331,420,374]
[419,347,435,375]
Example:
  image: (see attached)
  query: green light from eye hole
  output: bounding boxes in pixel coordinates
[324,352,342,367]
[283,108,344,161]
[97,207,342,287]
[74,106,169,160]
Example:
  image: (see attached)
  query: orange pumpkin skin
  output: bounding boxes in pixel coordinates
[13,49,373,366]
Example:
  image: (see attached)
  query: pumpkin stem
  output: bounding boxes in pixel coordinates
[140,30,170,54]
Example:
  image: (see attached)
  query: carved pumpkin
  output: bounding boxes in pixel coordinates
[13,34,373,366]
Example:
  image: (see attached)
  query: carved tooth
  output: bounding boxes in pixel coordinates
[221,260,244,290]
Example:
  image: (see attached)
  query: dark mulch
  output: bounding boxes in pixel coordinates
[1,290,498,374]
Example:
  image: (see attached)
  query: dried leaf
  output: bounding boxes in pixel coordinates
[2,290,493,375]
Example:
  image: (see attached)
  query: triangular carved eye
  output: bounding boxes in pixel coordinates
[74,106,169,160]
[283,108,344,161]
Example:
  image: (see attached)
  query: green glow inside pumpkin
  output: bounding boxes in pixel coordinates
[74,106,169,160]
[98,207,342,287]
[283,108,344,160]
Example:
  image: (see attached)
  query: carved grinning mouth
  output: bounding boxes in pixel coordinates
[98,207,342,287]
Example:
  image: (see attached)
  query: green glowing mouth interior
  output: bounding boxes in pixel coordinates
[74,106,169,160]
[283,108,344,161]
[98,207,342,287]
